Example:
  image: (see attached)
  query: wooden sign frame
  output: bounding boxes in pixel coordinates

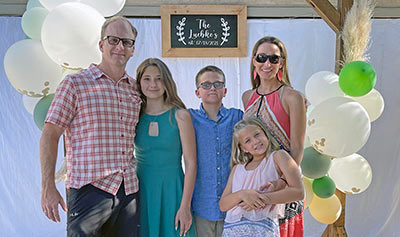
[161,5,247,57]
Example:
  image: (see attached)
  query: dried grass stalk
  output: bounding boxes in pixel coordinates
[341,0,375,65]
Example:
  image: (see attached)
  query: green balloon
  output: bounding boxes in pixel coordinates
[312,176,336,198]
[339,61,376,97]
[33,93,55,130]
[301,147,331,179]
[26,0,44,10]
[21,7,49,40]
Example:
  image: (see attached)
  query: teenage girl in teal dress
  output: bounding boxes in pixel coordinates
[134,58,197,237]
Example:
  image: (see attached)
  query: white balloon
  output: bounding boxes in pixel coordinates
[328,153,372,194]
[304,135,311,148]
[62,67,81,79]
[305,71,345,106]
[348,89,385,122]
[23,95,42,115]
[307,97,371,157]
[39,0,73,11]
[27,0,44,10]
[306,104,315,117]
[39,0,125,17]
[304,105,314,148]
[81,0,126,17]
[3,39,63,97]
[41,2,105,69]
[21,7,49,40]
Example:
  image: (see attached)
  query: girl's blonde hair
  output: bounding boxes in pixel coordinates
[136,58,186,116]
[231,117,281,167]
[250,36,292,89]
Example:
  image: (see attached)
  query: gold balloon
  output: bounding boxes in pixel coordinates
[303,176,313,209]
[309,194,342,224]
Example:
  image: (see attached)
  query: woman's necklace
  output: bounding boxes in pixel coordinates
[255,84,283,118]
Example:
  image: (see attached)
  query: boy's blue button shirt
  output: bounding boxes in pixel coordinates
[189,104,243,221]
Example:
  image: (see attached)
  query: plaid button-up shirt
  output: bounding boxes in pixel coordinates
[45,64,142,195]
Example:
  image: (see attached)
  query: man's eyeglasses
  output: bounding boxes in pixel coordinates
[103,36,135,48]
[197,81,225,90]
[254,53,282,64]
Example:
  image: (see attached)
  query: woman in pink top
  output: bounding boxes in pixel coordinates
[242,36,306,236]
[219,118,304,237]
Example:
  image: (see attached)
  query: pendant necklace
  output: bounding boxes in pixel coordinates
[147,108,166,137]
[148,117,159,137]
[147,105,169,137]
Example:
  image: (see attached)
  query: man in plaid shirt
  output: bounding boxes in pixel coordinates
[39,16,142,236]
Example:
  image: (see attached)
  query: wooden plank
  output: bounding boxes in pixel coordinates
[1,3,399,17]
[320,189,348,236]
[322,0,353,236]
[0,3,26,16]
[306,0,341,33]
[332,0,352,233]
[335,0,354,73]
[307,1,353,236]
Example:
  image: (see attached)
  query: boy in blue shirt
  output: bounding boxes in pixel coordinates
[189,66,243,236]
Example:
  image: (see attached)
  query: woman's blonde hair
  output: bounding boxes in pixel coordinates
[136,58,186,116]
[250,36,291,89]
[231,117,281,167]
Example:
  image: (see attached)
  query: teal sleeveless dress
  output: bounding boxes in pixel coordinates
[135,108,196,237]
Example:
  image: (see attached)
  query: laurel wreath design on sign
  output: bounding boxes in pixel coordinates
[220,18,230,46]
[175,17,232,46]
[176,17,187,45]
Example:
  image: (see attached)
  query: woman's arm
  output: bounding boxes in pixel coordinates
[242,89,254,109]
[219,165,266,212]
[262,150,305,204]
[174,109,197,235]
[283,89,306,165]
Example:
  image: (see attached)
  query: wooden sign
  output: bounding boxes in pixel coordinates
[161,5,247,57]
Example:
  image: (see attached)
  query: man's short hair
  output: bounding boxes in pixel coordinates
[101,16,138,40]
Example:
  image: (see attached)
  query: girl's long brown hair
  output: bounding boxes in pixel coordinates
[136,58,186,116]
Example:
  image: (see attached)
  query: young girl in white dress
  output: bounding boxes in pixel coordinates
[219,117,304,236]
